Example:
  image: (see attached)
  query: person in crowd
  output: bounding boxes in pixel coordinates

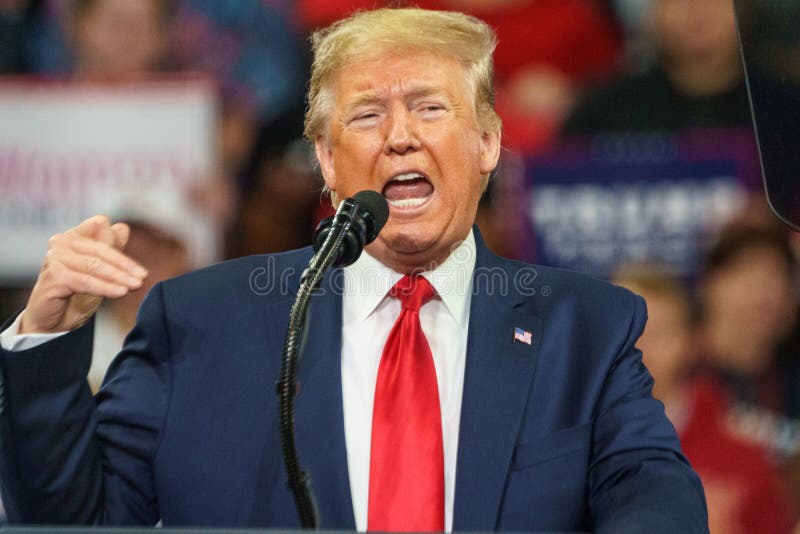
[614,263,796,534]
[697,223,800,454]
[564,0,751,133]
[67,0,170,81]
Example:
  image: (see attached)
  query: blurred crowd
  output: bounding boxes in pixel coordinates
[2,0,800,532]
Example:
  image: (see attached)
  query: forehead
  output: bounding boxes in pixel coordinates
[330,50,473,106]
[723,244,790,274]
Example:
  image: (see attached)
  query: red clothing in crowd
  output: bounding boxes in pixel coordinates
[679,377,795,534]
[422,0,619,85]
[297,0,619,81]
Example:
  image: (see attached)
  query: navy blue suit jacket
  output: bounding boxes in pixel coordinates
[0,234,707,532]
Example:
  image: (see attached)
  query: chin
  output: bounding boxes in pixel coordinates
[381,227,435,255]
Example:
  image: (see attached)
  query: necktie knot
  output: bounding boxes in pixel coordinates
[390,275,436,311]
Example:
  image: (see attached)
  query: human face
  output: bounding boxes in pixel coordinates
[704,244,797,369]
[75,0,166,80]
[653,0,739,66]
[315,50,501,273]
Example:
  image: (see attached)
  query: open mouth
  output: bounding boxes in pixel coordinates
[381,172,434,209]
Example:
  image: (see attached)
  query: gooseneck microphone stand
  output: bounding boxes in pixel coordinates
[277,192,388,529]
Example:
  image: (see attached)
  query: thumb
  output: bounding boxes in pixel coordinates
[111,222,131,250]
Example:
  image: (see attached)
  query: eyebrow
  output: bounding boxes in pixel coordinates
[343,84,449,114]
[345,93,384,113]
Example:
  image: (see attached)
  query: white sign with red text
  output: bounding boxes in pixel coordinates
[0,78,219,282]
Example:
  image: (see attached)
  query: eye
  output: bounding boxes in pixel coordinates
[417,102,447,118]
[349,110,383,127]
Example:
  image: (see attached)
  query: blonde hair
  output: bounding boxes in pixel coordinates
[304,7,501,141]
[611,262,693,324]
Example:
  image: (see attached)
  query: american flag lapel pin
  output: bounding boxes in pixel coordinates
[513,327,533,346]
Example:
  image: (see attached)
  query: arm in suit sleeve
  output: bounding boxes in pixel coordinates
[588,293,709,534]
[0,283,171,525]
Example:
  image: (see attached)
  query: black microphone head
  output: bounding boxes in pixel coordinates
[352,190,389,243]
[311,190,390,267]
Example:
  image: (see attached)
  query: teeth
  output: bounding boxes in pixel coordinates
[392,172,425,182]
[388,197,429,208]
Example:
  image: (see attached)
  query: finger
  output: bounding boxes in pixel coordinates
[63,233,148,279]
[71,214,114,241]
[43,258,130,299]
[56,249,144,289]
[111,222,131,250]
[61,267,130,299]
[93,215,117,247]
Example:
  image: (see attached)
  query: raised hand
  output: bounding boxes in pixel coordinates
[19,215,149,334]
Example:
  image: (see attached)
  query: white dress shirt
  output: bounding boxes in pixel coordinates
[0,231,477,532]
[0,313,64,351]
[88,308,128,392]
[342,231,475,532]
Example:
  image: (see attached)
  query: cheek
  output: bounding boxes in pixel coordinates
[332,135,382,173]
[435,135,483,187]
[708,277,748,308]
[438,174,482,213]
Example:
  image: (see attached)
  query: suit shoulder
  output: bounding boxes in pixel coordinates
[534,262,638,301]
[498,258,644,323]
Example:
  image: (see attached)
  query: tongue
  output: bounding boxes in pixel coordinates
[382,178,434,201]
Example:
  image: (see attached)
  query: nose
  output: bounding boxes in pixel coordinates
[384,105,421,155]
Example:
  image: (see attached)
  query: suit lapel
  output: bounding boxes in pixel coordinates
[453,237,542,530]
[265,266,355,529]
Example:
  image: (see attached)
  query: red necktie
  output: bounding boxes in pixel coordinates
[368,275,445,532]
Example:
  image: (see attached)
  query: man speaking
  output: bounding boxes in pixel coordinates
[0,8,707,532]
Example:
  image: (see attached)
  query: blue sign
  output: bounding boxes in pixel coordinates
[515,131,762,278]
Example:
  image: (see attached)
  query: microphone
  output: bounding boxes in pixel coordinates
[312,190,389,267]
[279,190,388,529]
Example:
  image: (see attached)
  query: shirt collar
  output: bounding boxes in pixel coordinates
[343,229,477,325]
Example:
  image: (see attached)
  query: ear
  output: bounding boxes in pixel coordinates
[479,128,502,175]
[315,136,337,192]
